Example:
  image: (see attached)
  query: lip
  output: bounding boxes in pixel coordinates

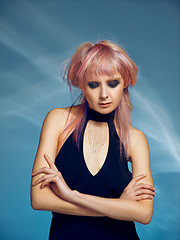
[99,102,111,108]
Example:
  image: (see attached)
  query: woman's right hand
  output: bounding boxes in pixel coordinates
[120,174,155,201]
[32,153,73,202]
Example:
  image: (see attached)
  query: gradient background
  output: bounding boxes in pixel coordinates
[0,0,180,239]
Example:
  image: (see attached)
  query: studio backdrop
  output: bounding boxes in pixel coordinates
[0,0,179,239]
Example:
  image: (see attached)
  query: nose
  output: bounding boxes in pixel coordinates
[99,84,108,100]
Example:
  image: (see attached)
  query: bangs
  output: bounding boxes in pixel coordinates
[77,45,122,88]
[85,56,120,83]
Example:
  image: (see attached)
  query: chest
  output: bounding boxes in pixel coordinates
[55,120,132,198]
[83,120,109,176]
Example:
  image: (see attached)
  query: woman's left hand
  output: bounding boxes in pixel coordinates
[120,174,155,201]
[32,153,72,201]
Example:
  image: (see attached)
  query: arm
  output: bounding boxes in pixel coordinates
[31,108,103,216]
[32,126,155,224]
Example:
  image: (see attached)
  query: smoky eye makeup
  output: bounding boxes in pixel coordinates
[107,80,120,88]
[87,81,99,89]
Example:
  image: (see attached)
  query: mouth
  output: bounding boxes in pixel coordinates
[99,102,111,108]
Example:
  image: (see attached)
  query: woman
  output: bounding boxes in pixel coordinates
[31,40,155,239]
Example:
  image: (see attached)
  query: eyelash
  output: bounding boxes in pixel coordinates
[88,80,120,89]
[88,82,99,89]
[108,80,120,88]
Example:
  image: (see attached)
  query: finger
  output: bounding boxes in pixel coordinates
[32,167,55,177]
[127,174,147,188]
[136,195,154,201]
[134,183,155,191]
[135,189,156,196]
[44,154,57,170]
[32,174,55,186]
[133,174,147,182]
[40,176,59,189]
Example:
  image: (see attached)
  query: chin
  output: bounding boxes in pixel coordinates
[97,105,114,114]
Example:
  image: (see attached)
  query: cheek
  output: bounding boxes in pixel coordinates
[112,88,123,101]
[84,90,97,104]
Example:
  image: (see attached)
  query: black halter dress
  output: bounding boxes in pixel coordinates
[49,106,140,240]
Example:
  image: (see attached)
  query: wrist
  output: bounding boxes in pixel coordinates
[66,189,79,203]
[71,190,80,200]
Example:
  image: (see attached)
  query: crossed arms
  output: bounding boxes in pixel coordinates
[31,109,155,224]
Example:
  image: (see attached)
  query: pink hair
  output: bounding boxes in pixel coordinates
[57,40,137,160]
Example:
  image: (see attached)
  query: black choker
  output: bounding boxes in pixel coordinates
[86,107,115,123]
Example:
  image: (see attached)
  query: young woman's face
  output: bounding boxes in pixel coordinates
[82,73,125,114]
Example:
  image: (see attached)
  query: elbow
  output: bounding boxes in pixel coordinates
[139,210,153,225]
[141,216,152,225]
[31,199,39,211]
[31,195,40,210]
[31,189,42,211]
[31,186,53,211]
[135,201,154,225]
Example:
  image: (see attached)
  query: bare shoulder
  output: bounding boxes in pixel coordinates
[129,125,147,138]
[129,125,149,153]
[46,104,81,131]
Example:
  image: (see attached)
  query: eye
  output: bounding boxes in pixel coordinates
[88,81,99,89]
[107,80,120,88]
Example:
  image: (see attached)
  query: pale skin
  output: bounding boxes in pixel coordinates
[31,73,155,224]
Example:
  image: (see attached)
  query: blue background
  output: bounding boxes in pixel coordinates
[0,0,180,239]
